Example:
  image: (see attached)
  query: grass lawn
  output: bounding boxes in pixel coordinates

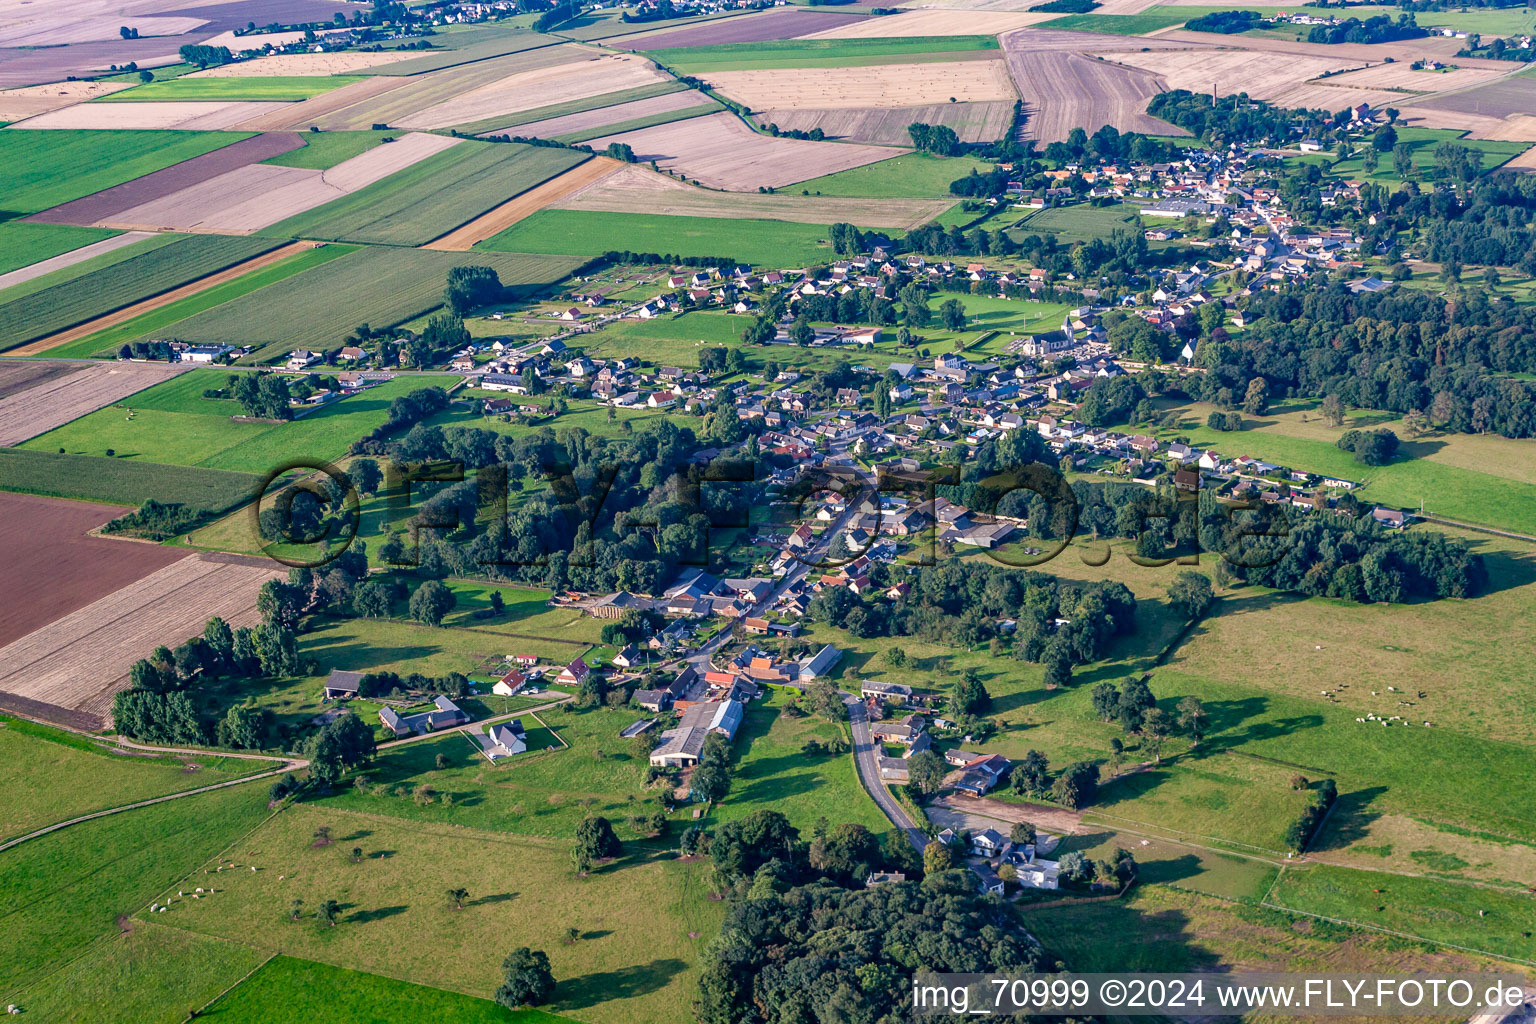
[263,130,398,170]
[1053,827,1279,902]
[22,371,457,475]
[1130,396,1536,535]
[40,243,359,360]
[793,152,992,199]
[0,130,248,215]
[0,782,272,992]
[1301,127,1533,184]
[150,804,726,1024]
[1010,202,1141,243]
[1310,808,1536,889]
[1414,6,1536,35]
[479,208,839,266]
[0,716,264,843]
[1267,863,1536,962]
[647,35,1000,72]
[0,222,118,277]
[101,75,365,101]
[394,580,604,646]
[5,925,268,1024]
[200,956,561,1023]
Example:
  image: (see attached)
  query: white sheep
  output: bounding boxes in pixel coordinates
[1356,718,1365,723]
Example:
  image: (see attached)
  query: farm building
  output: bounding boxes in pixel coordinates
[379,695,469,738]
[323,669,364,701]
[649,698,744,768]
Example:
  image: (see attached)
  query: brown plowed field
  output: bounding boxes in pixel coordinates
[0,360,189,445]
[27,132,305,227]
[583,111,905,190]
[0,552,281,728]
[555,161,955,228]
[194,51,418,76]
[8,242,316,356]
[1007,50,1185,142]
[0,492,188,647]
[423,155,619,250]
[1413,74,1536,119]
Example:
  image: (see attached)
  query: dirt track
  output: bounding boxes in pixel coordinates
[422,156,625,250]
[9,241,316,356]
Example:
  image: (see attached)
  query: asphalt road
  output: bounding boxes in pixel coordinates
[846,695,928,853]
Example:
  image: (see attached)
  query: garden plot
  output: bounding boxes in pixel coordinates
[0,553,281,728]
[0,80,132,121]
[583,111,905,190]
[701,59,1016,109]
[192,51,418,76]
[757,101,1013,145]
[395,52,672,130]
[96,132,462,233]
[555,161,955,229]
[1007,50,1182,142]
[9,100,289,130]
[1099,48,1355,100]
[0,359,187,446]
[798,9,1055,38]
[497,88,713,140]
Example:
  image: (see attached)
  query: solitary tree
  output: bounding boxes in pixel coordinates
[447,887,469,910]
[318,899,341,926]
[1176,695,1207,742]
[495,947,555,1009]
[408,579,456,627]
[289,898,304,922]
[923,839,953,875]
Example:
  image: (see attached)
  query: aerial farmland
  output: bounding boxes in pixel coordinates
[1,0,1535,1021]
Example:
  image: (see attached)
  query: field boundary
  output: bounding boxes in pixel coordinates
[7,241,314,357]
[419,154,618,251]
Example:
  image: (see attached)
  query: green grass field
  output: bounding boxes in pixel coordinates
[0,130,248,215]
[39,244,358,360]
[0,232,178,306]
[0,234,281,351]
[1039,10,1199,33]
[0,448,262,513]
[260,141,588,246]
[200,957,562,1023]
[791,152,991,199]
[140,246,579,360]
[6,925,269,1024]
[0,782,272,993]
[0,716,264,843]
[263,130,398,170]
[1011,202,1141,242]
[1267,864,1536,962]
[0,222,118,277]
[101,75,364,102]
[22,371,457,474]
[147,804,725,1024]
[1294,127,1533,184]
[480,208,838,266]
[647,35,1001,72]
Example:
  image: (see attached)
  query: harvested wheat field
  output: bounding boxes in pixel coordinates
[1264,82,1410,110]
[192,51,418,76]
[0,360,189,446]
[8,242,315,356]
[556,161,956,228]
[503,89,714,140]
[1502,144,1536,170]
[229,76,415,131]
[0,13,204,46]
[1100,48,1354,100]
[395,52,672,130]
[799,9,1055,38]
[0,492,188,648]
[424,156,622,250]
[9,100,291,130]
[97,132,462,234]
[1008,50,1183,142]
[1001,26,1203,52]
[1320,61,1505,93]
[1153,30,1508,67]
[0,79,133,121]
[1472,113,1536,143]
[702,60,1015,110]
[0,553,281,727]
[583,110,904,190]
[757,101,1013,145]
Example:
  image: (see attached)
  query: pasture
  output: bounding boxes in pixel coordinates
[0,715,261,842]
[140,247,580,359]
[583,112,905,191]
[0,235,281,352]
[1011,202,1141,242]
[481,208,839,265]
[0,449,262,514]
[791,152,992,198]
[0,492,186,647]
[0,129,248,215]
[4,925,268,1024]
[0,782,272,993]
[646,35,1003,72]
[150,804,726,1024]
[101,76,365,102]
[259,141,587,246]
[201,957,562,1024]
